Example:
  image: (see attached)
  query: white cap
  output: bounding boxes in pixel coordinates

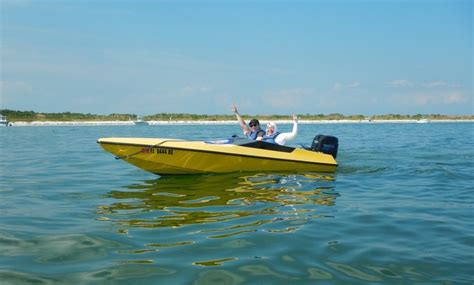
[267,121,277,133]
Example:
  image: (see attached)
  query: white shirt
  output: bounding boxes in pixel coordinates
[275,120,298,145]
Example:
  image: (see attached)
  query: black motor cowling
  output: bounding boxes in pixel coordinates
[310,134,338,158]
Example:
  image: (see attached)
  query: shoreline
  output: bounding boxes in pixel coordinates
[6,119,474,126]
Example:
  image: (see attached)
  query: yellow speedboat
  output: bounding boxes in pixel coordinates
[97,137,338,175]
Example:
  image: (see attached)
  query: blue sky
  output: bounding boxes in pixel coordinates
[0,0,472,115]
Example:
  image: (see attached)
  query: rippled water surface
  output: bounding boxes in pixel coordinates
[1,123,473,284]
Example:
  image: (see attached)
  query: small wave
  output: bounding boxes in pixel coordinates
[336,165,389,174]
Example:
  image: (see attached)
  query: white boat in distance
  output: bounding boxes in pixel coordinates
[134,116,149,126]
[0,114,10,127]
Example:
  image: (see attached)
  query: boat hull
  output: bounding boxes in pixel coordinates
[97,138,338,175]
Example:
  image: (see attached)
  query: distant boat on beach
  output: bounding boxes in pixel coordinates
[134,116,149,126]
[0,114,11,126]
[417,118,430,124]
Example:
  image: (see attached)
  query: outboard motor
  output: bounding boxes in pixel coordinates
[310,134,338,158]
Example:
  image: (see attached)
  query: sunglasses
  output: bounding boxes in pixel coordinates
[249,123,258,127]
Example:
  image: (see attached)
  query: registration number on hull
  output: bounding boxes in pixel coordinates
[141,147,174,155]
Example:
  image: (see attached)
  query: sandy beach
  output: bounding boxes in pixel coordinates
[7,119,473,126]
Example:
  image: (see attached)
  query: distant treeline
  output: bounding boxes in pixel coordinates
[146,113,474,121]
[145,113,357,121]
[1,109,473,122]
[0,110,136,122]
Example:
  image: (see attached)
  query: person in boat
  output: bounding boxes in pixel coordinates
[262,114,298,145]
[231,105,265,140]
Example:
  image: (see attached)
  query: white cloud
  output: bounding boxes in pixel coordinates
[422,80,447,88]
[412,93,433,105]
[408,92,469,105]
[387,79,462,89]
[263,88,315,110]
[386,79,414,87]
[332,83,343,91]
[442,92,468,104]
[422,81,462,88]
[180,85,213,95]
[333,81,360,91]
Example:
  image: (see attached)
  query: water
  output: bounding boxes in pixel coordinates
[1,123,473,284]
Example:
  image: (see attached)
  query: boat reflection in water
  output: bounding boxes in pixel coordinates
[98,172,338,231]
[95,172,344,283]
[96,175,424,283]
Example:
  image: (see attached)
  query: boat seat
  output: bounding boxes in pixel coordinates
[239,141,295,153]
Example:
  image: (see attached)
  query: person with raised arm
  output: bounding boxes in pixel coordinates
[262,114,298,145]
[231,105,265,140]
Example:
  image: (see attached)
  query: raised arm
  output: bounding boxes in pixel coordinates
[287,114,298,139]
[275,115,298,145]
[231,105,250,134]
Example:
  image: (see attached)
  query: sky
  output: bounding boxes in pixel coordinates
[0,0,472,115]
